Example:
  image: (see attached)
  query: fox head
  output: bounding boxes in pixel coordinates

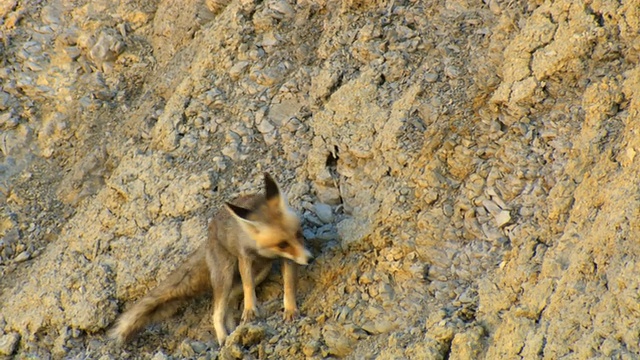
[225,173,312,265]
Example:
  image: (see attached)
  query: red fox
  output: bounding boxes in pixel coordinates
[110,173,312,345]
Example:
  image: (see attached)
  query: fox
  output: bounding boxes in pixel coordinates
[110,173,313,345]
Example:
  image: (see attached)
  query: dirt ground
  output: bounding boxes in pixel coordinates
[1,0,639,358]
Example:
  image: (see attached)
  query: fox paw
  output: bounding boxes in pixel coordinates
[241,307,261,323]
[283,308,299,322]
[216,334,227,347]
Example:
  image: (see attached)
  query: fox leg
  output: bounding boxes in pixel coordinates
[227,260,270,329]
[224,310,237,335]
[238,256,260,322]
[224,289,240,334]
[212,270,233,345]
[282,259,299,321]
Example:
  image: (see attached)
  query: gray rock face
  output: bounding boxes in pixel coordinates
[0,333,20,356]
[1,0,639,359]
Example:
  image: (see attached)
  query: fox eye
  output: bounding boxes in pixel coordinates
[277,241,289,249]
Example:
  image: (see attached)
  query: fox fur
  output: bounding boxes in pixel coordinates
[110,173,312,345]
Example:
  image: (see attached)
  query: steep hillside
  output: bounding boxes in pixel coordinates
[1,0,639,358]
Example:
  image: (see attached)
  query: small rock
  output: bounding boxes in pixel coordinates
[261,32,279,47]
[361,316,397,335]
[64,46,82,60]
[444,65,460,79]
[336,305,352,322]
[222,141,241,160]
[313,203,333,223]
[0,91,10,110]
[442,203,454,217]
[268,0,295,19]
[40,4,62,25]
[86,339,103,351]
[322,324,353,357]
[0,332,20,356]
[0,0,17,18]
[0,112,18,128]
[179,339,195,357]
[481,223,504,243]
[358,271,374,285]
[89,31,124,65]
[302,228,315,240]
[219,344,243,360]
[1,245,14,260]
[255,68,282,86]
[458,289,476,303]
[151,351,170,360]
[13,251,31,263]
[494,210,511,228]
[481,199,502,216]
[262,131,277,146]
[424,73,438,83]
[229,61,249,80]
[5,9,24,29]
[315,185,341,205]
[315,224,337,241]
[302,340,319,357]
[190,340,208,354]
[256,118,275,134]
[227,324,265,347]
[449,326,484,359]
[304,212,324,226]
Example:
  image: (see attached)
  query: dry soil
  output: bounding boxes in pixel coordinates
[1,0,640,359]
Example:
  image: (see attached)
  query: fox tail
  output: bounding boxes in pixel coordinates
[109,250,210,343]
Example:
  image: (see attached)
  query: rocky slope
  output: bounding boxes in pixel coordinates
[1,0,639,358]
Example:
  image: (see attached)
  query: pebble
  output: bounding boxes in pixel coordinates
[5,9,24,29]
[190,340,208,354]
[494,210,511,228]
[361,318,395,335]
[178,339,195,357]
[314,185,341,205]
[481,199,502,216]
[0,333,20,356]
[313,203,333,223]
[229,61,249,80]
[0,91,10,110]
[256,118,275,134]
[0,0,17,18]
[302,228,315,240]
[63,46,82,60]
[424,72,438,83]
[261,32,279,47]
[219,344,243,359]
[151,351,170,360]
[444,65,460,79]
[322,325,352,357]
[268,0,295,19]
[443,203,454,217]
[227,324,265,347]
[89,32,124,64]
[302,340,319,356]
[315,224,336,241]
[0,112,18,128]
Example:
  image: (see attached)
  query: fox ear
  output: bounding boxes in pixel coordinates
[226,202,262,234]
[225,202,253,221]
[264,173,289,212]
[264,173,280,201]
